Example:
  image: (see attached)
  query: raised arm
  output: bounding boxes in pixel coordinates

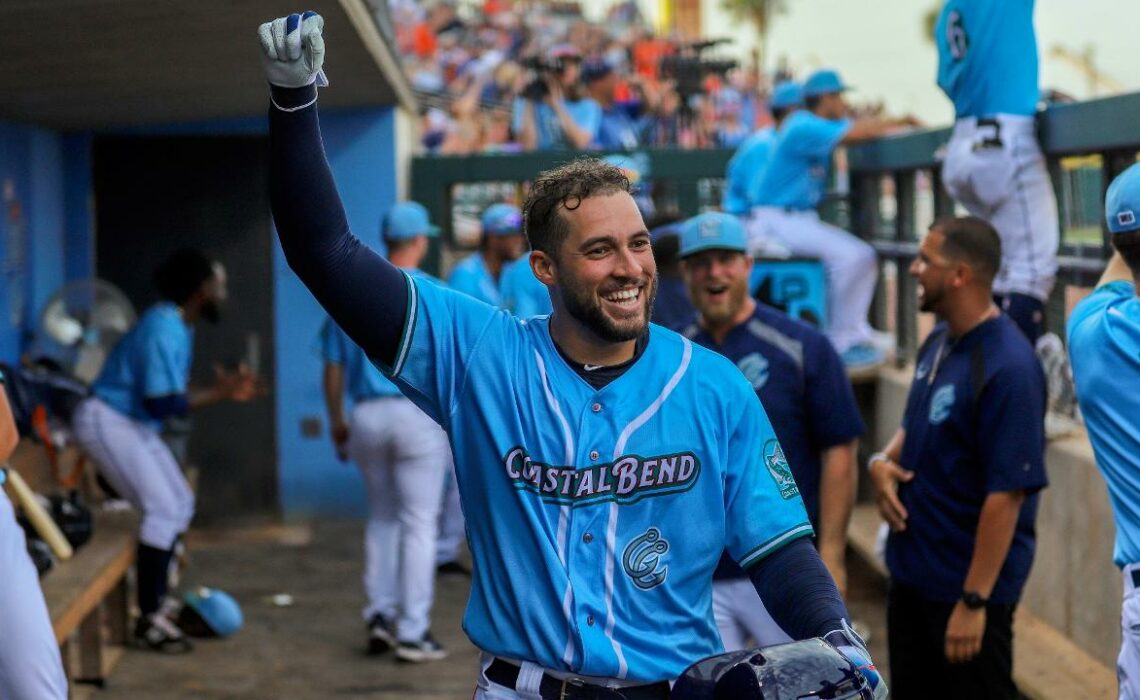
[259,13,408,366]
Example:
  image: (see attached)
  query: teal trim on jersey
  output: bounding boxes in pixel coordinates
[738,523,815,569]
[387,271,419,378]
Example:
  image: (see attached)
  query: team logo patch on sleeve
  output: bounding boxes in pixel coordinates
[622,527,669,590]
[763,439,799,500]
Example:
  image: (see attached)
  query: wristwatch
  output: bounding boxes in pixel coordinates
[961,590,988,609]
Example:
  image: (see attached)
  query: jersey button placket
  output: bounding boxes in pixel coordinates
[589,450,599,461]
[582,532,593,544]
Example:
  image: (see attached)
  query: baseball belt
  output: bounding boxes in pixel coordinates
[485,659,670,700]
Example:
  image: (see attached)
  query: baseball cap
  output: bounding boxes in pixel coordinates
[481,203,523,235]
[1106,162,1140,234]
[580,58,614,84]
[384,201,439,240]
[769,81,804,110]
[679,212,748,258]
[803,69,850,98]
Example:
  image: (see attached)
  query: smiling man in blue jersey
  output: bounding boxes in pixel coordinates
[258,13,886,698]
[1068,163,1140,700]
[677,212,864,651]
[449,202,526,307]
[751,69,916,367]
[869,216,1046,698]
[321,201,453,662]
[936,0,1057,345]
[721,81,802,257]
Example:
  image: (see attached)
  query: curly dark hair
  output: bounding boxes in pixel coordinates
[153,248,217,305]
[1114,230,1140,277]
[523,158,632,259]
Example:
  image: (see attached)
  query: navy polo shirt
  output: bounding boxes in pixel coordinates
[685,303,865,579]
[887,316,1047,604]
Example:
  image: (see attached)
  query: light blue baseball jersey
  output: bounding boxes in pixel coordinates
[512,97,603,150]
[383,275,812,682]
[752,112,851,211]
[1068,281,1140,567]
[499,257,552,318]
[93,302,192,428]
[448,253,503,306]
[936,0,1039,118]
[722,127,775,215]
[319,318,402,400]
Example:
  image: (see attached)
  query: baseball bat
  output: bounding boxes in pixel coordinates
[3,467,73,561]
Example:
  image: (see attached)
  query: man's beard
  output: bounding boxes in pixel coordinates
[559,275,657,343]
[200,300,222,324]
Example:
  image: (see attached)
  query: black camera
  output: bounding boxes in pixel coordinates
[521,56,569,101]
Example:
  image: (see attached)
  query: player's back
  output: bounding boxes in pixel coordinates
[1068,281,1140,567]
[92,302,191,426]
[499,257,551,318]
[447,252,501,306]
[935,0,1038,118]
[752,111,848,210]
[722,126,775,215]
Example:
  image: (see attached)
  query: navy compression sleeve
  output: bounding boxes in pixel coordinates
[142,394,189,421]
[747,536,850,639]
[268,84,407,367]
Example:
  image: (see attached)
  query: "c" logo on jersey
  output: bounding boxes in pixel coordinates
[622,527,669,590]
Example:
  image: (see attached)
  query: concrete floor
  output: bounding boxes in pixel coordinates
[94,521,888,699]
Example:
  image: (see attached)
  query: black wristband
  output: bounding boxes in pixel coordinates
[961,590,988,609]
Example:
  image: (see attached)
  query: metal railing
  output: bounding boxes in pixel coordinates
[846,92,1140,361]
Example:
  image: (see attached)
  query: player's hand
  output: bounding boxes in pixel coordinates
[944,601,985,664]
[824,622,888,699]
[869,456,913,532]
[258,12,328,88]
[213,363,267,403]
[330,419,350,462]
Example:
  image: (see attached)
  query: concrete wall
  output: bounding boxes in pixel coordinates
[874,365,1120,667]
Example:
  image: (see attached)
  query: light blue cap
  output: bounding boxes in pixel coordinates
[384,202,439,240]
[769,81,804,110]
[481,203,523,236]
[803,69,850,98]
[679,212,748,258]
[183,587,243,638]
[1106,163,1140,234]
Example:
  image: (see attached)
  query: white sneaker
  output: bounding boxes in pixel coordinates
[396,633,448,663]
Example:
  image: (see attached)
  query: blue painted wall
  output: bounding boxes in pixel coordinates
[274,106,396,518]
[0,122,93,363]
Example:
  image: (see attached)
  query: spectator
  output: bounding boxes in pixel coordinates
[512,44,601,150]
[870,216,1047,699]
[582,58,640,150]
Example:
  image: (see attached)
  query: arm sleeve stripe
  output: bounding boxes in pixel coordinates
[738,523,815,569]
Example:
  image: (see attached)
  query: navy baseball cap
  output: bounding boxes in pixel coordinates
[1106,163,1140,234]
[803,69,851,98]
[679,212,748,258]
[384,202,439,240]
[769,81,804,110]
[580,58,614,84]
[482,203,523,235]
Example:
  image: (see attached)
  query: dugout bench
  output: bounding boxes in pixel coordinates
[9,441,137,694]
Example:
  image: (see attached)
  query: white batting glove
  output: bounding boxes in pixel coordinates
[257,11,328,89]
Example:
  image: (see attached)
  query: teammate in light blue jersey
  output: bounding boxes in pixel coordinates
[721,81,802,217]
[449,203,526,306]
[499,254,552,318]
[1068,163,1140,698]
[72,250,262,652]
[260,14,885,697]
[936,0,1058,344]
[320,201,455,661]
[751,69,913,366]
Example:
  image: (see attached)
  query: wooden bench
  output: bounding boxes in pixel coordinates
[848,503,1117,700]
[9,441,137,692]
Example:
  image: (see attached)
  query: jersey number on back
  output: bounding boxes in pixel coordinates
[946,10,969,60]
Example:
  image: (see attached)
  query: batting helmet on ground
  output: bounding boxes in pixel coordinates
[671,638,875,700]
[178,587,243,638]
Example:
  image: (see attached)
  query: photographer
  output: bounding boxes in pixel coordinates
[582,58,640,150]
[512,44,601,150]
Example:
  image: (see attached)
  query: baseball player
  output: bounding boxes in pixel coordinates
[750,69,915,367]
[721,81,802,257]
[677,213,864,650]
[71,249,262,652]
[936,0,1057,344]
[0,373,68,700]
[1067,163,1140,700]
[869,216,1046,698]
[259,14,885,698]
[320,201,452,661]
[448,203,526,307]
[499,251,553,319]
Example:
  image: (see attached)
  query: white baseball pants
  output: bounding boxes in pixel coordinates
[350,397,449,642]
[941,114,1059,302]
[71,397,194,550]
[1119,563,1140,700]
[0,491,68,700]
[712,578,793,651]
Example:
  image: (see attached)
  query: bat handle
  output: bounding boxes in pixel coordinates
[2,466,74,561]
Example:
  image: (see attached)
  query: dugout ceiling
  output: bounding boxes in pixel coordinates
[1,0,414,130]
